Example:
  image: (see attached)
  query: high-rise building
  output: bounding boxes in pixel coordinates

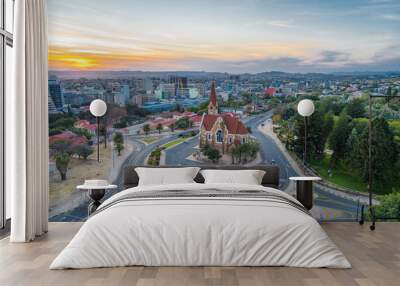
[48,76,64,110]
[155,83,176,99]
[114,85,130,106]
[169,76,188,97]
[169,76,188,88]
[144,78,153,94]
[48,95,59,114]
[189,88,200,99]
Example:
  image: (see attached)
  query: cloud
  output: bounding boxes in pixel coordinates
[317,51,351,64]
[244,19,295,29]
[381,14,400,21]
[267,20,294,28]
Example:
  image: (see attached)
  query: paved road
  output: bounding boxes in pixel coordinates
[165,136,200,165]
[246,113,360,219]
[163,112,360,220]
[113,134,181,187]
[50,113,360,221]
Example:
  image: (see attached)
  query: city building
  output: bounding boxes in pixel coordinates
[114,84,130,106]
[207,82,219,115]
[48,96,59,114]
[265,87,277,97]
[199,83,249,154]
[155,83,176,99]
[48,75,64,110]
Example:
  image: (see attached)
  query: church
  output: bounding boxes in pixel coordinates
[199,82,250,154]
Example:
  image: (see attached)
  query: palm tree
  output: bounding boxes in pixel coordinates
[113,132,125,156]
[156,123,163,134]
[143,124,150,135]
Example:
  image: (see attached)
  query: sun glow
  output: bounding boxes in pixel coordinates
[65,57,97,69]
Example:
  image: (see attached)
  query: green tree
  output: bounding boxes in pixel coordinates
[175,117,190,129]
[202,144,221,163]
[345,128,364,171]
[293,111,332,160]
[143,124,150,135]
[72,144,93,160]
[50,140,73,156]
[230,142,259,164]
[318,97,345,116]
[54,152,70,181]
[329,112,353,164]
[126,103,149,117]
[70,127,93,141]
[49,117,75,131]
[375,192,400,218]
[156,123,163,134]
[205,148,221,163]
[359,117,398,183]
[113,132,125,156]
[345,98,366,118]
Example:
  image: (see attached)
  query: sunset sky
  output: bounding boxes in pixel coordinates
[48,0,400,73]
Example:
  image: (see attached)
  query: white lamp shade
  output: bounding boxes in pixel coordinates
[90,99,107,117]
[297,99,315,117]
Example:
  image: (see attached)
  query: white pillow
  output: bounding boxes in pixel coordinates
[200,169,266,185]
[135,167,201,186]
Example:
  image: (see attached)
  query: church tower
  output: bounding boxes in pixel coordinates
[208,82,218,115]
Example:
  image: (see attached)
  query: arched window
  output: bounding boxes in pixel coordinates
[216,130,224,143]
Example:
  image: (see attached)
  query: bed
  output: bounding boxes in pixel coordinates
[50,165,351,269]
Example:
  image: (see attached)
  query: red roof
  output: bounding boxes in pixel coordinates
[74,120,96,131]
[201,113,248,135]
[209,82,217,106]
[190,115,203,124]
[265,87,276,97]
[149,118,176,129]
[182,111,196,117]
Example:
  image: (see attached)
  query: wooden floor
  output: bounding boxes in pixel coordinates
[0,222,399,286]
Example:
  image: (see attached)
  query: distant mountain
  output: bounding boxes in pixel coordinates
[49,69,400,80]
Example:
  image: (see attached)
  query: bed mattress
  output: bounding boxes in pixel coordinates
[50,183,351,269]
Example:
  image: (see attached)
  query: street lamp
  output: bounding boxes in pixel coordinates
[90,99,107,162]
[297,99,315,165]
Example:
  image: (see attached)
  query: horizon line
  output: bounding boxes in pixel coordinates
[49,69,400,76]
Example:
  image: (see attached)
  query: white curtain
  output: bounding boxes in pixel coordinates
[8,0,49,242]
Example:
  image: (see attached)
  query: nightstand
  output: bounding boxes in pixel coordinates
[77,180,118,216]
[289,176,321,210]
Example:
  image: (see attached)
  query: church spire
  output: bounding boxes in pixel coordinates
[208,81,218,115]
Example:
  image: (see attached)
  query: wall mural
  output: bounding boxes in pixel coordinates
[47,0,400,222]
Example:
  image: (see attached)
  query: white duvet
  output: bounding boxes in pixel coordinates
[50,183,351,269]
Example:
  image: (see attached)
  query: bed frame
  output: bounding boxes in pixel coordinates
[123,165,280,189]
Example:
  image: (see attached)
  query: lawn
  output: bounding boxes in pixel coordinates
[310,155,368,193]
[309,154,400,195]
[162,137,187,149]
[140,136,161,144]
[49,144,112,216]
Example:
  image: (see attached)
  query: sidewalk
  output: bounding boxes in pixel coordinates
[108,139,135,183]
[257,120,302,194]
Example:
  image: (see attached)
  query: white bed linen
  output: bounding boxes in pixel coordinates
[50,183,351,269]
